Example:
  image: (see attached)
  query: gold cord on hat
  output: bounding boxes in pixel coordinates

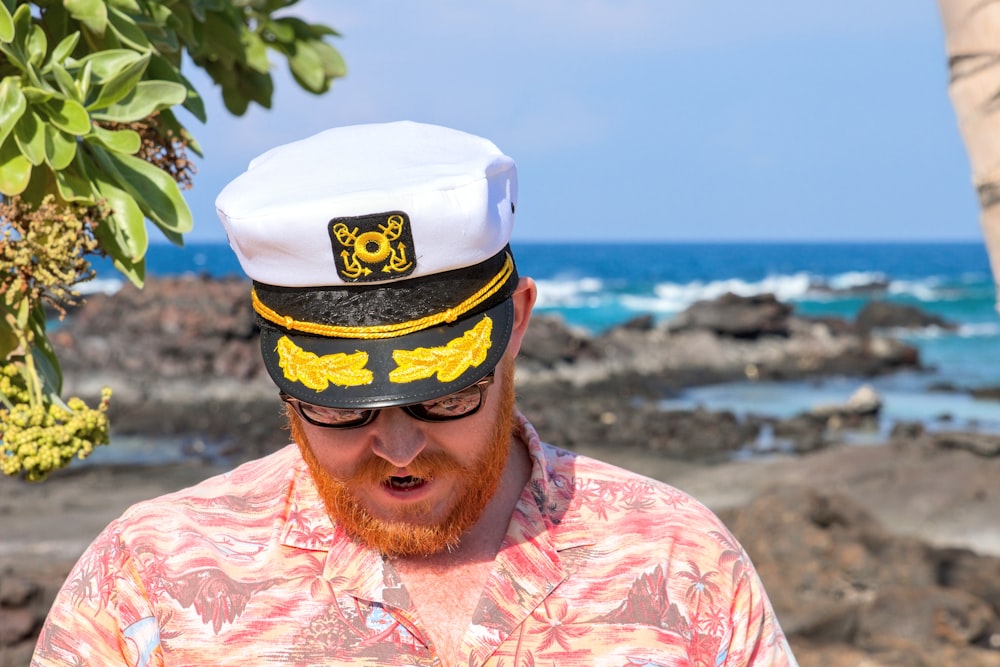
[252,254,514,340]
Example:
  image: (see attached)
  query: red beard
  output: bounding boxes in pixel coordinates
[292,363,516,557]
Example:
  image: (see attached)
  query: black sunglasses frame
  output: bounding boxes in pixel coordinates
[280,373,495,430]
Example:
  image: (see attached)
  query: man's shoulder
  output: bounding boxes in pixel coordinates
[539,441,685,490]
[114,444,303,531]
[537,441,726,527]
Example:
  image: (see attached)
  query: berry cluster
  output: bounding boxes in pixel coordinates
[1,196,102,318]
[0,363,111,481]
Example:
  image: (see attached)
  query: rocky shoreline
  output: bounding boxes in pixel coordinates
[3,276,1000,666]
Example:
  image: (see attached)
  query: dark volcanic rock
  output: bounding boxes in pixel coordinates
[723,487,1000,665]
[769,414,829,453]
[855,300,958,333]
[668,292,794,339]
[517,314,598,370]
[517,384,759,462]
[53,274,264,380]
[970,386,1000,401]
[933,431,1000,457]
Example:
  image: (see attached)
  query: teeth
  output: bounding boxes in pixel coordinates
[388,476,424,490]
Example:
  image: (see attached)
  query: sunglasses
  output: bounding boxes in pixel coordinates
[280,374,495,429]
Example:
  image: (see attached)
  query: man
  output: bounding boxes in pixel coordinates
[32,121,797,666]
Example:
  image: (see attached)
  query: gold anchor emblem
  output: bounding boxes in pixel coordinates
[329,212,416,282]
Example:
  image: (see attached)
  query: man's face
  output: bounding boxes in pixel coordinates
[291,359,517,557]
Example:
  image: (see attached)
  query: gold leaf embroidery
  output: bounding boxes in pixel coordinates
[389,316,493,384]
[276,336,373,390]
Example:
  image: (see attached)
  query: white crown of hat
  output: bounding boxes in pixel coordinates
[215,120,517,288]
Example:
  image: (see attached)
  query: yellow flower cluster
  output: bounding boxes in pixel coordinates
[0,364,111,481]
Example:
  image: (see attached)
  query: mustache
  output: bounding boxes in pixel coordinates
[345,449,469,486]
[289,416,467,485]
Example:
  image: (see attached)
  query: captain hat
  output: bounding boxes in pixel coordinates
[215,120,519,409]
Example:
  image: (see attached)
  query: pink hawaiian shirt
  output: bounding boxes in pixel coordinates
[32,414,797,666]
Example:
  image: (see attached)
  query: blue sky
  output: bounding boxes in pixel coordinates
[172,1,981,244]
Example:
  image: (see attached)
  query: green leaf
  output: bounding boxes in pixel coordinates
[113,254,145,287]
[159,228,184,247]
[76,49,145,83]
[43,125,77,170]
[202,11,245,65]
[148,54,205,122]
[21,86,55,104]
[221,83,250,116]
[0,77,27,147]
[53,165,96,202]
[95,177,148,260]
[243,30,270,74]
[90,80,187,122]
[92,214,145,287]
[167,5,196,46]
[0,2,12,43]
[29,305,62,395]
[0,5,30,70]
[86,52,150,110]
[10,4,29,41]
[98,148,193,234]
[262,17,295,42]
[65,0,109,35]
[287,41,325,92]
[13,110,45,166]
[19,158,54,206]
[88,124,140,154]
[135,8,178,54]
[108,0,142,13]
[311,40,346,79]
[0,136,31,195]
[49,63,79,100]
[25,24,48,68]
[48,32,81,68]
[41,97,91,135]
[107,5,151,52]
[0,40,26,73]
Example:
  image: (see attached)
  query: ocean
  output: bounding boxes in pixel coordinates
[87,241,1000,433]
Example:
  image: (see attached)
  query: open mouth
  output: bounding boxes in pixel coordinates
[385,475,428,491]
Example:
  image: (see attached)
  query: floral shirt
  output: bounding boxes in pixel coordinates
[32,414,797,667]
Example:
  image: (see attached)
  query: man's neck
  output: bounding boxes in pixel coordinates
[391,436,532,665]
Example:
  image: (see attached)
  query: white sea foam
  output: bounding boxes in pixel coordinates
[826,271,888,291]
[653,273,814,309]
[888,279,944,302]
[957,322,1000,338]
[535,269,978,320]
[77,277,124,296]
[619,294,683,314]
[533,277,605,309]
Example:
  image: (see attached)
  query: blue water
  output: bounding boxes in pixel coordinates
[86,241,1000,430]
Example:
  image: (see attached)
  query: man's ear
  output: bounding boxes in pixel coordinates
[505,277,537,359]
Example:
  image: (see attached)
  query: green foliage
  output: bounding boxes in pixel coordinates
[0,0,344,479]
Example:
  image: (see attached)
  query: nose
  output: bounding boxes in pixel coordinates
[368,408,427,467]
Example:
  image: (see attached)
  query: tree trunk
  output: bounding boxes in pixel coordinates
[937,0,1000,310]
